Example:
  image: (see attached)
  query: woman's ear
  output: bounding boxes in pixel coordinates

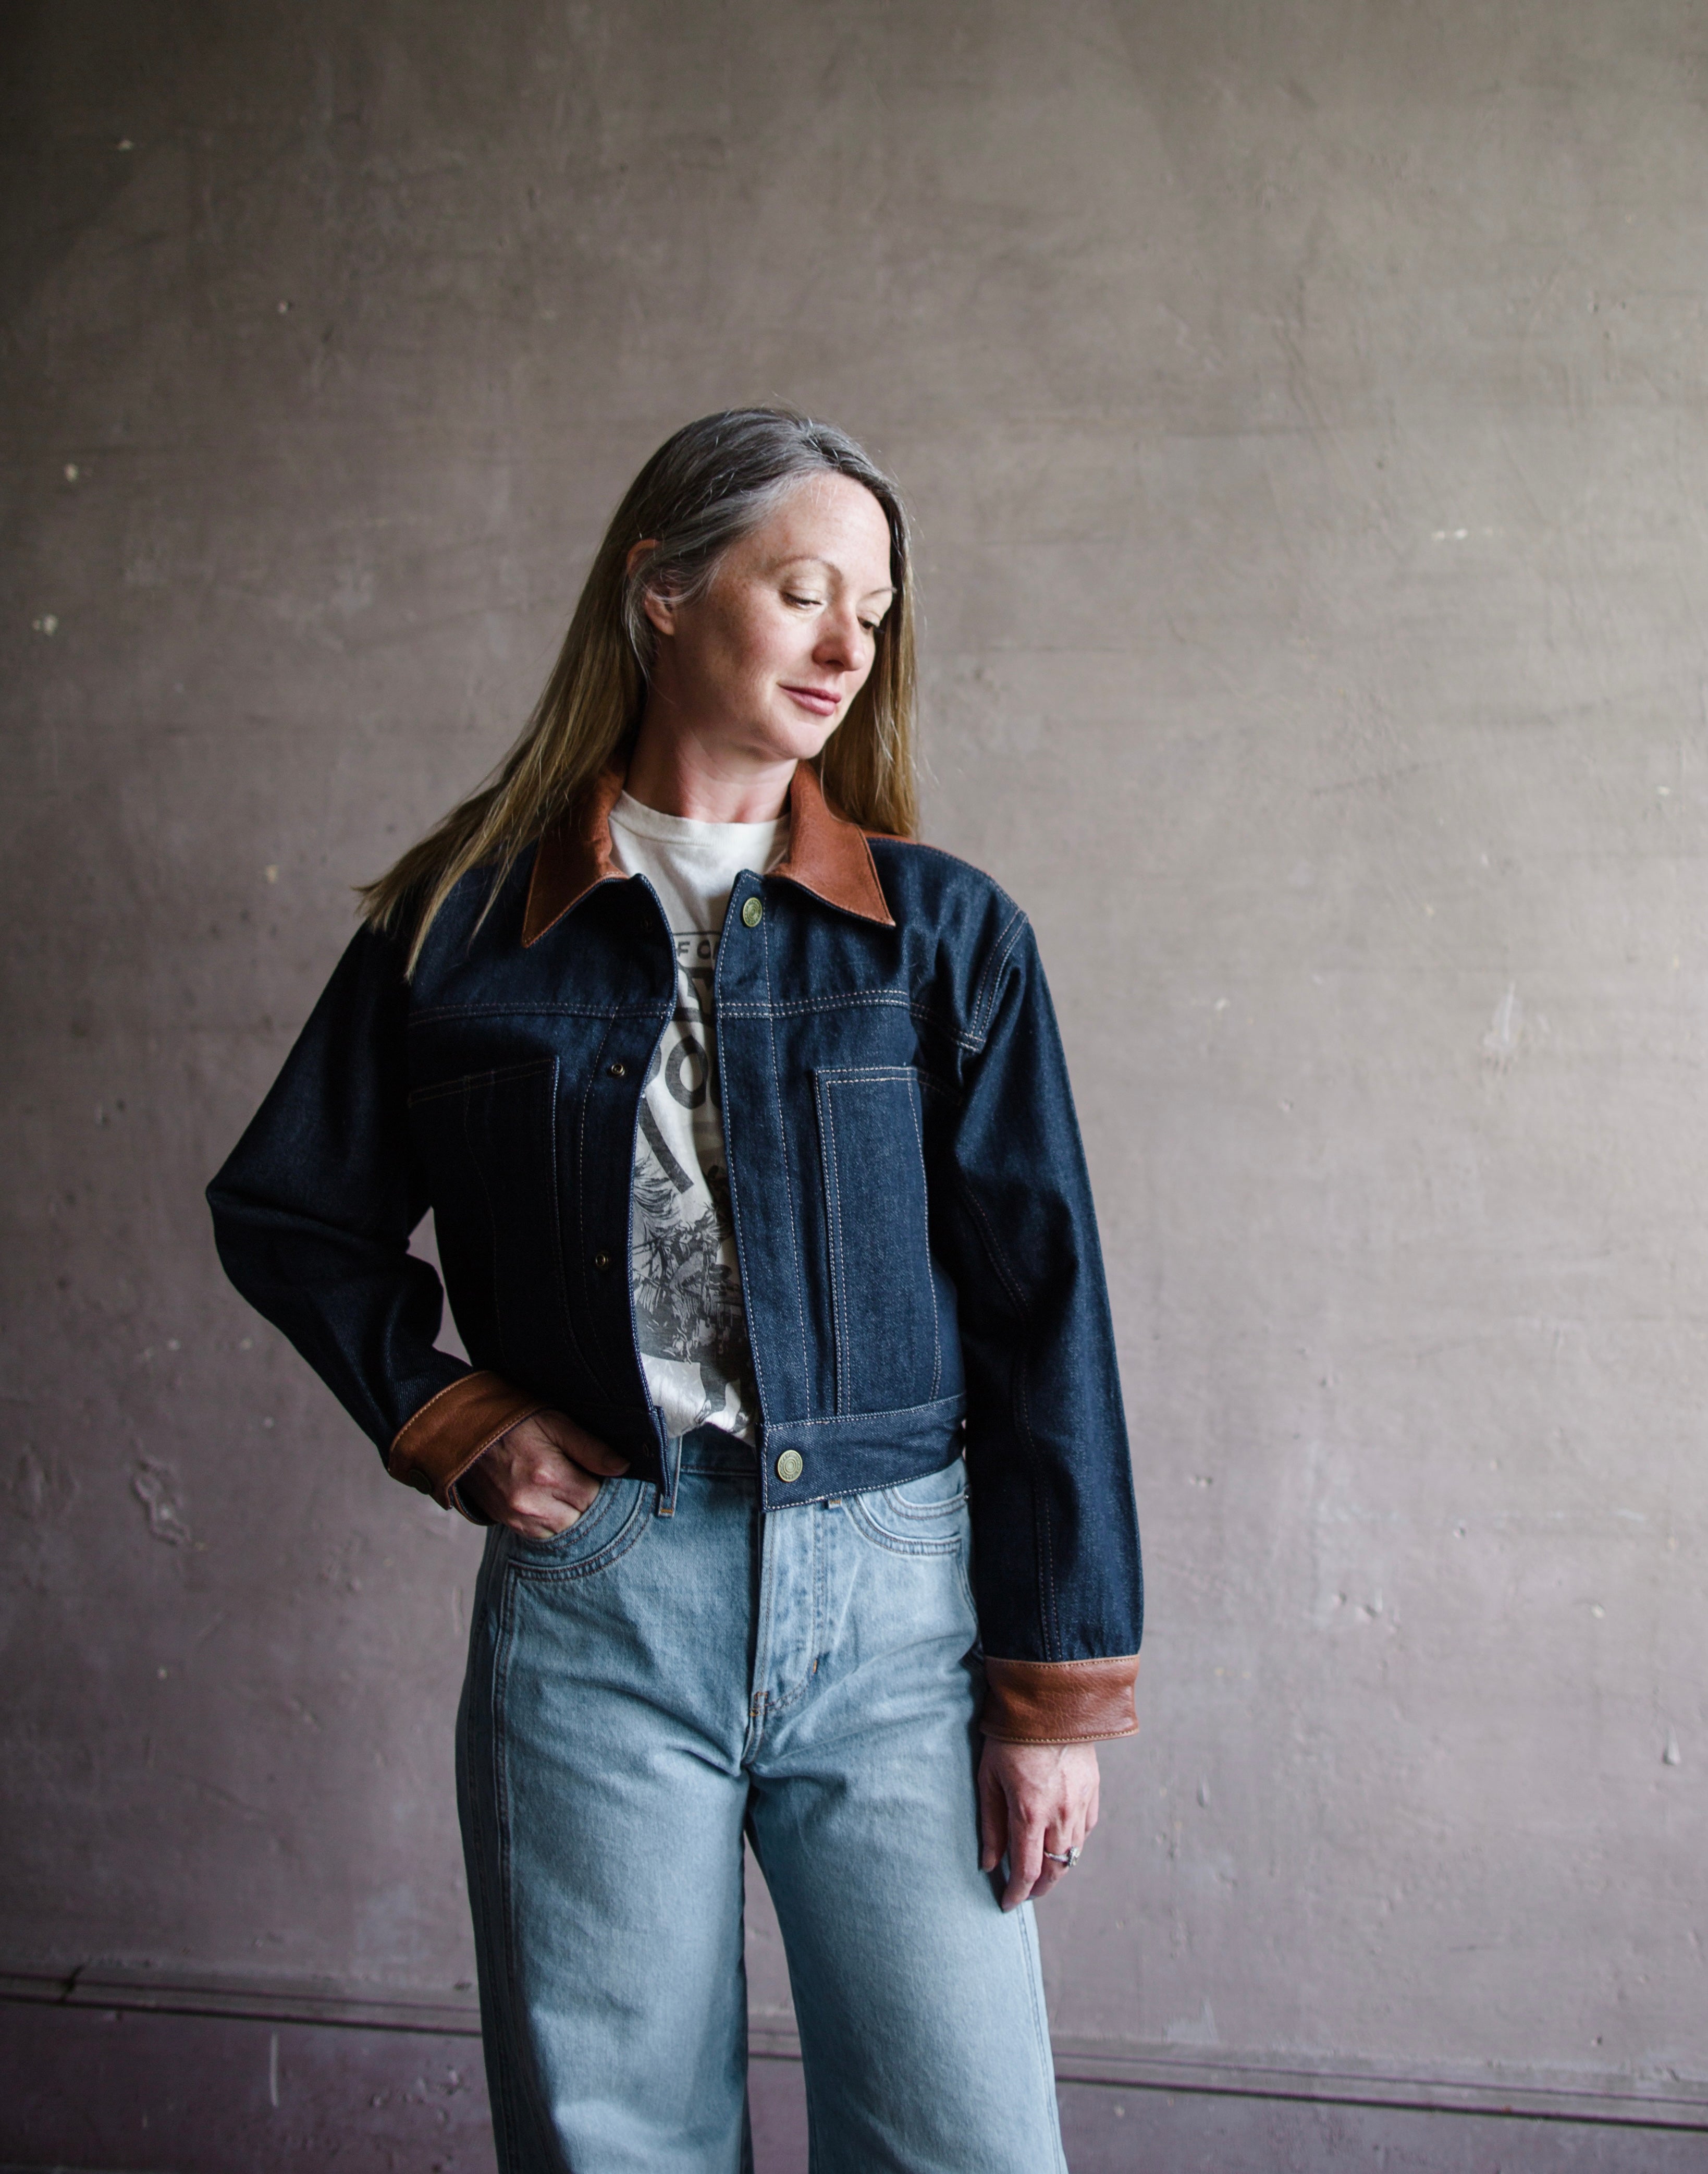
[626,539,677,639]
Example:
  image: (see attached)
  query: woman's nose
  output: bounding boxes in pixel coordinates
[814,605,862,669]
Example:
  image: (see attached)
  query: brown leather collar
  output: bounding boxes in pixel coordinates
[522,759,895,946]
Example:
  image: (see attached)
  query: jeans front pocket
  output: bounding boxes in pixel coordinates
[502,1476,651,1580]
[846,1457,969,1557]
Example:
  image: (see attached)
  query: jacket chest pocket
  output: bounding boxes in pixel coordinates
[814,1066,941,1415]
[406,1058,566,1380]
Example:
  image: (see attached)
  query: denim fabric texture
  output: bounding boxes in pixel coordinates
[457,1430,1068,2174]
[208,791,1142,1676]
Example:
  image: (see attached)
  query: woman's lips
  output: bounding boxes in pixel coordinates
[783,683,842,717]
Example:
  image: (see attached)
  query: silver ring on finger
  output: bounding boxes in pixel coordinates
[1042,1845,1082,1868]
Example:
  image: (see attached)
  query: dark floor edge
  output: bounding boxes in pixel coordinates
[6,1971,1705,2132]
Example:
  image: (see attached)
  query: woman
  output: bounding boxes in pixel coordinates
[210,408,1143,2173]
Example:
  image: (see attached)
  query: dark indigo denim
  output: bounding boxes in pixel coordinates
[207,837,1143,1670]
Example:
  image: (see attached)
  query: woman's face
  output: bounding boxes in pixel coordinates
[642,472,896,768]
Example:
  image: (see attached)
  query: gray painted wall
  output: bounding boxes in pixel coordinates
[5,0,1704,2104]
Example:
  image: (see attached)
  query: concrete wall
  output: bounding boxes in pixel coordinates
[6,0,1706,2141]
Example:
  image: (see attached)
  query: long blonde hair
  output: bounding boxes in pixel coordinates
[359,408,919,973]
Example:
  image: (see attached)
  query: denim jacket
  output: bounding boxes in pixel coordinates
[208,763,1142,1740]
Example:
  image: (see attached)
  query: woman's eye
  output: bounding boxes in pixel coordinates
[784,592,821,609]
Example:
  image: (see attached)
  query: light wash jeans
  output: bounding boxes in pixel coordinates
[456,1426,1067,2173]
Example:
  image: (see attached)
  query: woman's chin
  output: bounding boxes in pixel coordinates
[762,702,844,764]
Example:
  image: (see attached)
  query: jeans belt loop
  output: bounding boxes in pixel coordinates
[655,1430,682,1519]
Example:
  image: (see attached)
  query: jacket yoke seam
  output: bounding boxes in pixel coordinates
[410,1001,659,1024]
[718,990,984,1053]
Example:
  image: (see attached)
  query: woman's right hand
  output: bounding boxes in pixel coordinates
[456,1410,630,1538]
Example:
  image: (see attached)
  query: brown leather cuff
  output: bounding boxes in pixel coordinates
[979,1654,1141,1743]
[387,1372,545,1514]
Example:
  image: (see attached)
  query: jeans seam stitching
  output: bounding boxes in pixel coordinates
[490,1562,551,2157]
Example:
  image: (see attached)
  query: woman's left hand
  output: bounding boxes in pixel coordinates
[977,1739,1101,1910]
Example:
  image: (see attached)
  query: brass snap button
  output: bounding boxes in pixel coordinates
[775,1449,803,1483]
[606,1060,626,1078]
[593,1250,613,1273]
[741,896,764,928]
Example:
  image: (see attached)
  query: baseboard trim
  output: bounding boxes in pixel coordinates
[759,2017,1708,2133]
[1046,2038,1708,2132]
[5,1966,1704,2132]
[0,1965,482,2041]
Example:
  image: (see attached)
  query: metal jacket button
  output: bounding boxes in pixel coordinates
[741,896,764,928]
[606,1060,626,1078]
[775,1449,803,1483]
[593,1250,613,1273]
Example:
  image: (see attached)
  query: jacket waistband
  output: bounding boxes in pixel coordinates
[676,1425,761,1478]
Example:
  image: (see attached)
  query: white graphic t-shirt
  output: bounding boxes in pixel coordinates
[607,791,788,1444]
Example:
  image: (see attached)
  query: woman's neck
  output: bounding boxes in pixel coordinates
[623,711,796,825]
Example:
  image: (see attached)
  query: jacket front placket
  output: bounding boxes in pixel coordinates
[714,866,816,1511]
[559,878,677,1477]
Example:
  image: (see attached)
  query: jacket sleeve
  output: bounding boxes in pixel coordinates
[205,926,542,1509]
[937,913,1144,1742]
